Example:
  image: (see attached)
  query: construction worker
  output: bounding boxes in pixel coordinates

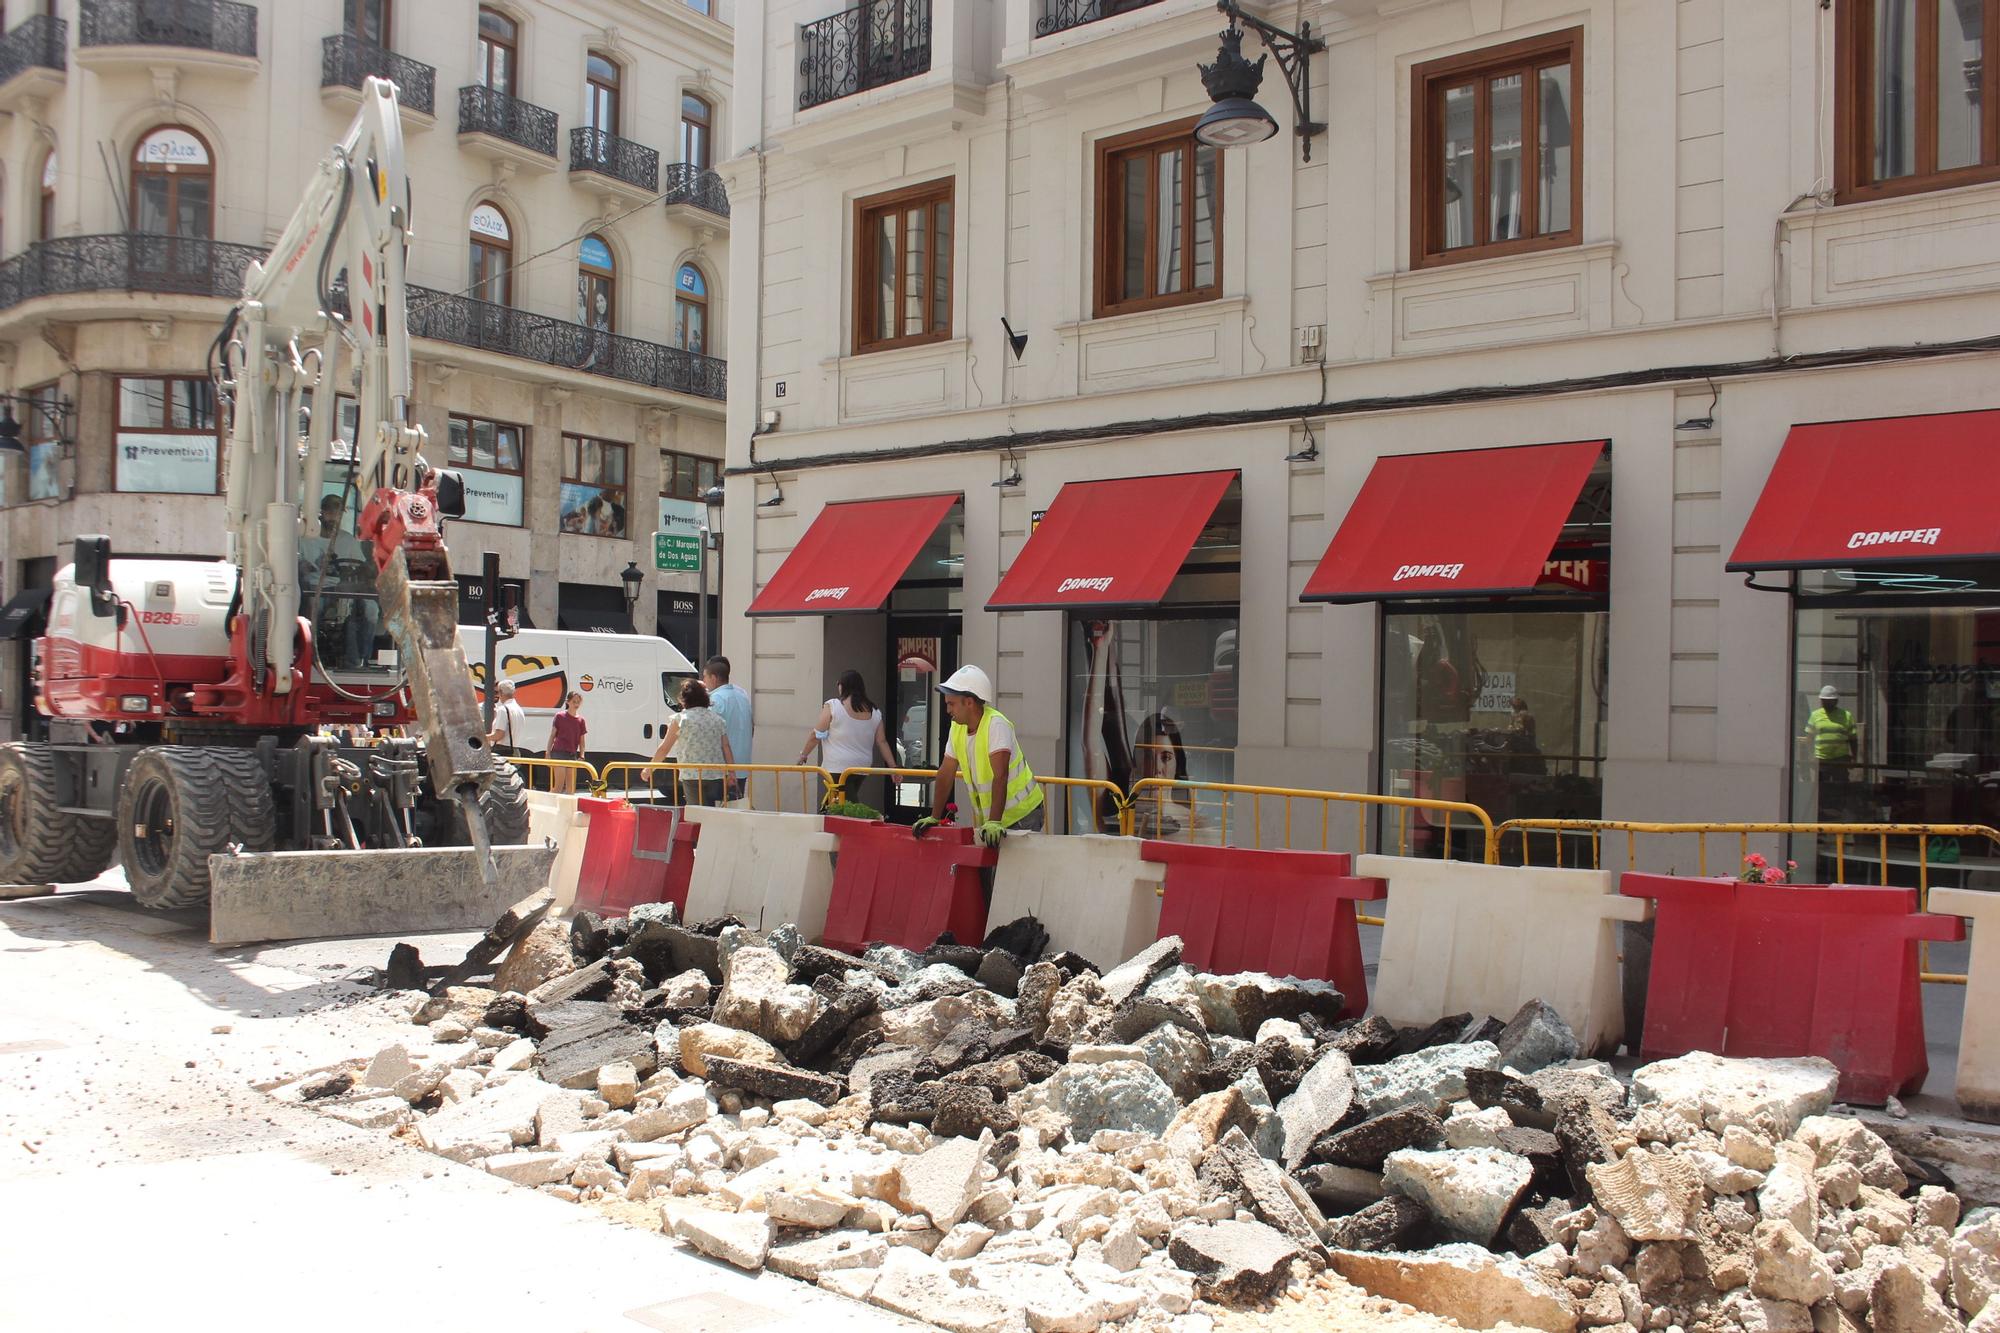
[915,665,1044,852]
[1804,684,1860,771]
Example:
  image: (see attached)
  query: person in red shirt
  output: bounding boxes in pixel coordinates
[546,691,587,793]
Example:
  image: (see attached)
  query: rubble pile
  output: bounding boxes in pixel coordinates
[273,905,2000,1333]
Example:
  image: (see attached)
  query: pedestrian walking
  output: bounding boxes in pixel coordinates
[546,691,587,794]
[651,678,736,806]
[704,656,753,805]
[487,680,528,761]
[799,669,898,811]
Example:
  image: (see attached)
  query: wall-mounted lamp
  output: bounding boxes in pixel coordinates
[1284,419,1320,463]
[992,456,1023,488]
[1000,317,1029,361]
[1195,0,1326,163]
[759,470,785,508]
[1675,379,1720,432]
[0,390,75,459]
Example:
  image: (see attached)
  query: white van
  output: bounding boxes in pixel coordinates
[460,626,696,764]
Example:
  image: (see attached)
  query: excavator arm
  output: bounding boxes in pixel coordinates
[221,77,498,844]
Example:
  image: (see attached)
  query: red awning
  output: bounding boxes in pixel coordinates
[1301,440,1605,602]
[746,493,959,616]
[986,470,1236,611]
[1727,410,2000,571]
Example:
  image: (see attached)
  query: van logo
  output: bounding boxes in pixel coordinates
[580,674,595,691]
[803,586,851,603]
[1847,528,1941,550]
[1057,577,1114,594]
[580,673,633,694]
[1392,564,1466,582]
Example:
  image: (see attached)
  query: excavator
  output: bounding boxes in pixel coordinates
[0,78,528,909]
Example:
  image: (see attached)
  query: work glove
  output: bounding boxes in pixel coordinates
[978,820,1006,848]
[911,816,943,838]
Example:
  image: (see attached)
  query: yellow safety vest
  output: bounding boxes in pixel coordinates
[948,706,1043,828]
[1808,706,1857,761]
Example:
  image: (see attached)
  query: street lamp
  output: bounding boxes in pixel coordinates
[697,482,725,671]
[1194,0,1326,163]
[619,561,644,622]
[0,390,75,459]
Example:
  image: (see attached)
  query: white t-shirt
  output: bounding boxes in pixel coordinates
[492,698,528,749]
[823,699,883,775]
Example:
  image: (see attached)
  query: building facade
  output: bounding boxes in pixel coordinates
[718,0,2000,857]
[0,0,734,737]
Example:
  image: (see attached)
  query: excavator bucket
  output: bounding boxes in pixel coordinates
[206,843,557,947]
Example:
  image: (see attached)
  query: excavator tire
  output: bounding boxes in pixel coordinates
[117,746,240,910]
[445,759,531,847]
[209,747,277,857]
[0,743,118,885]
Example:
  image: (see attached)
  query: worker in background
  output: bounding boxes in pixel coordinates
[915,666,1044,899]
[1804,684,1860,775]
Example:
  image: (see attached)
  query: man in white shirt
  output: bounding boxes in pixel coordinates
[488,679,529,757]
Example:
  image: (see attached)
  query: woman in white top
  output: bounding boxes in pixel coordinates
[799,669,898,810]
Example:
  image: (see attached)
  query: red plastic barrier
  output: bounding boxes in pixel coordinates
[571,799,699,919]
[820,820,995,954]
[1141,841,1385,1020]
[1622,873,1964,1104]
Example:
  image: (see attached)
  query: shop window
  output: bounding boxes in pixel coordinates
[114,375,220,494]
[853,179,952,354]
[447,413,527,526]
[19,382,59,502]
[469,201,512,306]
[131,126,214,240]
[1411,28,1580,267]
[561,434,628,538]
[673,263,708,354]
[1838,0,2000,202]
[660,447,720,501]
[681,93,713,169]
[477,7,518,97]
[1789,564,2000,873]
[1094,118,1221,318]
[1064,482,1240,837]
[577,233,614,331]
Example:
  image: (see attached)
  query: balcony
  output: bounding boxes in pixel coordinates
[661,164,730,229]
[321,33,436,125]
[0,233,265,314]
[0,15,65,112]
[798,0,931,110]
[407,286,726,401]
[568,127,659,205]
[457,85,558,174]
[1035,0,1163,36]
[77,0,257,77]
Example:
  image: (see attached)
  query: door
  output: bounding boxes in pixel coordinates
[883,616,957,824]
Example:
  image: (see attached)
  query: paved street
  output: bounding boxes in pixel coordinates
[0,878,923,1333]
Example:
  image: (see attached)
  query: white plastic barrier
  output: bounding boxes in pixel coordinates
[1356,854,1650,1058]
[1926,887,2000,1124]
[988,834,1164,972]
[682,806,838,937]
[527,792,592,913]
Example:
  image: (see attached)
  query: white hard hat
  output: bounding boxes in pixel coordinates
[939,665,994,703]
[1819,685,1840,701]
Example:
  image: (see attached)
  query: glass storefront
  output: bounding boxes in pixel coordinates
[1789,564,2000,878]
[1065,482,1240,836]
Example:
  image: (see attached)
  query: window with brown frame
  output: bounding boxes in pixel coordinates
[1094,118,1221,318]
[131,125,214,240]
[560,434,628,539]
[660,448,720,502]
[477,7,518,97]
[681,93,713,170]
[852,179,953,354]
[37,150,52,242]
[448,413,527,526]
[345,0,391,45]
[1411,28,1581,267]
[114,375,221,495]
[1838,0,2000,202]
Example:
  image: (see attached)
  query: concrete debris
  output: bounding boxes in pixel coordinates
[299,895,1996,1332]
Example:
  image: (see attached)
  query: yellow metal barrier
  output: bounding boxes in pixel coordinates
[593,761,834,814]
[505,756,601,794]
[824,766,1126,836]
[1494,818,1996,985]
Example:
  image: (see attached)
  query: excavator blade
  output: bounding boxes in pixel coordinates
[207,843,557,946]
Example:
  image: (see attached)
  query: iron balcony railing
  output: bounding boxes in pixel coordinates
[407,286,726,401]
[0,15,66,87]
[321,33,436,118]
[0,233,265,312]
[661,163,730,218]
[569,127,659,194]
[79,0,257,58]
[458,84,558,159]
[798,0,931,110]
[1035,0,1164,36]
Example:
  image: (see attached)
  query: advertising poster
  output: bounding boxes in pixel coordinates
[560,481,625,537]
[117,432,217,494]
[26,442,58,500]
[459,470,523,526]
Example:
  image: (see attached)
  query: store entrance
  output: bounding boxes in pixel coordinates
[883,615,958,824]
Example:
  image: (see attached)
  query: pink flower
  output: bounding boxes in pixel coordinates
[1763,867,1787,884]
[1745,853,1768,869]
[1786,860,1798,870]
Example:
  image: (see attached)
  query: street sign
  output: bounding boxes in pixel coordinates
[655,497,704,572]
